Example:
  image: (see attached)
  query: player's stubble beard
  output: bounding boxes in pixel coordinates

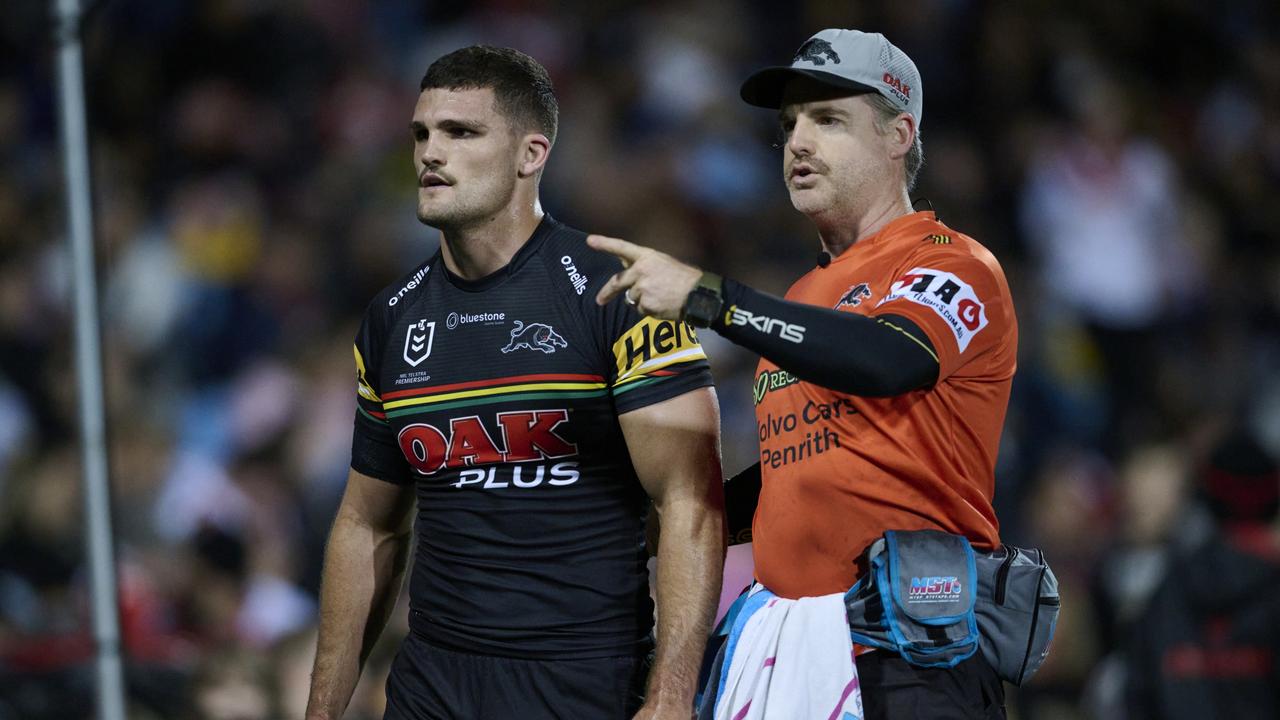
[416,171,519,237]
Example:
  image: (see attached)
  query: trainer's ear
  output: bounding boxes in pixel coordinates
[887,112,915,162]
[518,133,551,178]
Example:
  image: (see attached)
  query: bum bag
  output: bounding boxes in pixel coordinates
[844,529,1060,685]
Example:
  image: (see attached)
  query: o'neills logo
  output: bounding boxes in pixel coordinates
[388,265,430,306]
[560,255,588,295]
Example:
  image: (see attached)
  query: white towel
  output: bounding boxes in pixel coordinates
[713,584,863,720]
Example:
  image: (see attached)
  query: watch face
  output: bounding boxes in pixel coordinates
[685,290,721,327]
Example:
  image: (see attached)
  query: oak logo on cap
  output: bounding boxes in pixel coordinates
[794,38,841,66]
[883,72,912,100]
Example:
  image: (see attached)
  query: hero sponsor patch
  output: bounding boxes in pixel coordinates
[876,267,988,352]
[612,317,706,382]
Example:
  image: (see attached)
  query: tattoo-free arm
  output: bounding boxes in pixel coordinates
[620,387,726,715]
[305,469,415,720]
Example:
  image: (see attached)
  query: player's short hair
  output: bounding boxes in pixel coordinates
[420,45,559,146]
[865,92,924,191]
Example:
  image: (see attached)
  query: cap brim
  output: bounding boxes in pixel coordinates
[739,67,878,109]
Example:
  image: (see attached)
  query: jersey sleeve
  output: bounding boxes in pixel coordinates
[600,296,715,415]
[870,244,1015,382]
[350,302,412,484]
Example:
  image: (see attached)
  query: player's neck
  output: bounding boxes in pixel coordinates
[813,189,912,258]
[439,201,545,280]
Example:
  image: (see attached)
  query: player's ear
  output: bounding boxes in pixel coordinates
[517,133,551,178]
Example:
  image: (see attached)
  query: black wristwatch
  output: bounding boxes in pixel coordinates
[682,272,724,328]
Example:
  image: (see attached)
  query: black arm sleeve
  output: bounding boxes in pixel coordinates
[724,462,761,545]
[713,278,939,397]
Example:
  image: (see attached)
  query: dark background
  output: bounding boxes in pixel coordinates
[2,1,1278,717]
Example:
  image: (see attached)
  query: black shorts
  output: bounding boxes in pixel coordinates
[855,651,1006,720]
[383,633,650,720]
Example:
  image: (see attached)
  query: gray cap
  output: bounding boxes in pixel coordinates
[740,29,923,127]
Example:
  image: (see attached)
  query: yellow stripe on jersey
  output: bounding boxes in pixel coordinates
[382,381,608,410]
[354,345,381,402]
[611,317,706,384]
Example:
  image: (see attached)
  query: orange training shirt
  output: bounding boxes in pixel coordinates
[751,211,1016,599]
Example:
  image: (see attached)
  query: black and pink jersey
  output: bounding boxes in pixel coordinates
[350,216,714,658]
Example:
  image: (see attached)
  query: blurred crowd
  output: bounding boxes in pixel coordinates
[2,0,1279,718]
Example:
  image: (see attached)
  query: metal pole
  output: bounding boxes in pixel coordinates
[52,1,127,718]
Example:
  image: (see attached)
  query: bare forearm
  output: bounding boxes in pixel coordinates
[647,496,726,709]
[305,513,411,720]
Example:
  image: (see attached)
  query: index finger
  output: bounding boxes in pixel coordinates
[586,234,644,266]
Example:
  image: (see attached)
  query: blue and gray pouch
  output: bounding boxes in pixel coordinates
[844,529,1060,685]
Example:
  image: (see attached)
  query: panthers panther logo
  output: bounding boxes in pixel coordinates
[836,283,872,309]
[501,320,568,354]
[794,38,841,66]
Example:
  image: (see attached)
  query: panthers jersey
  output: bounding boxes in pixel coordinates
[350,216,714,658]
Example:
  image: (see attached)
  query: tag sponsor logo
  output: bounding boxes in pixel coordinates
[908,576,963,604]
[402,319,435,367]
[388,265,429,306]
[396,409,577,478]
[727,306,805,343]
[560,255,589,295]
[876,267,988,352]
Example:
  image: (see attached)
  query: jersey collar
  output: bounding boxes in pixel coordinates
[826,210,938,265]
[440,214,559,292]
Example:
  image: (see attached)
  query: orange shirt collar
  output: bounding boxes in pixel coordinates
[828,210,938,264]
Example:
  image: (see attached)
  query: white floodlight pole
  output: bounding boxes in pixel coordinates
[53,1,127,718]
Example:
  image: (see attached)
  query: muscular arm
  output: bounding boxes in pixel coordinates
[715,278,939,396]
[620,387,726,716]
[305,469,415,720]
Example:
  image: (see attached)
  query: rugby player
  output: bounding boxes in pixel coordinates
[305,46,725,720]
[590,29,1015,717]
